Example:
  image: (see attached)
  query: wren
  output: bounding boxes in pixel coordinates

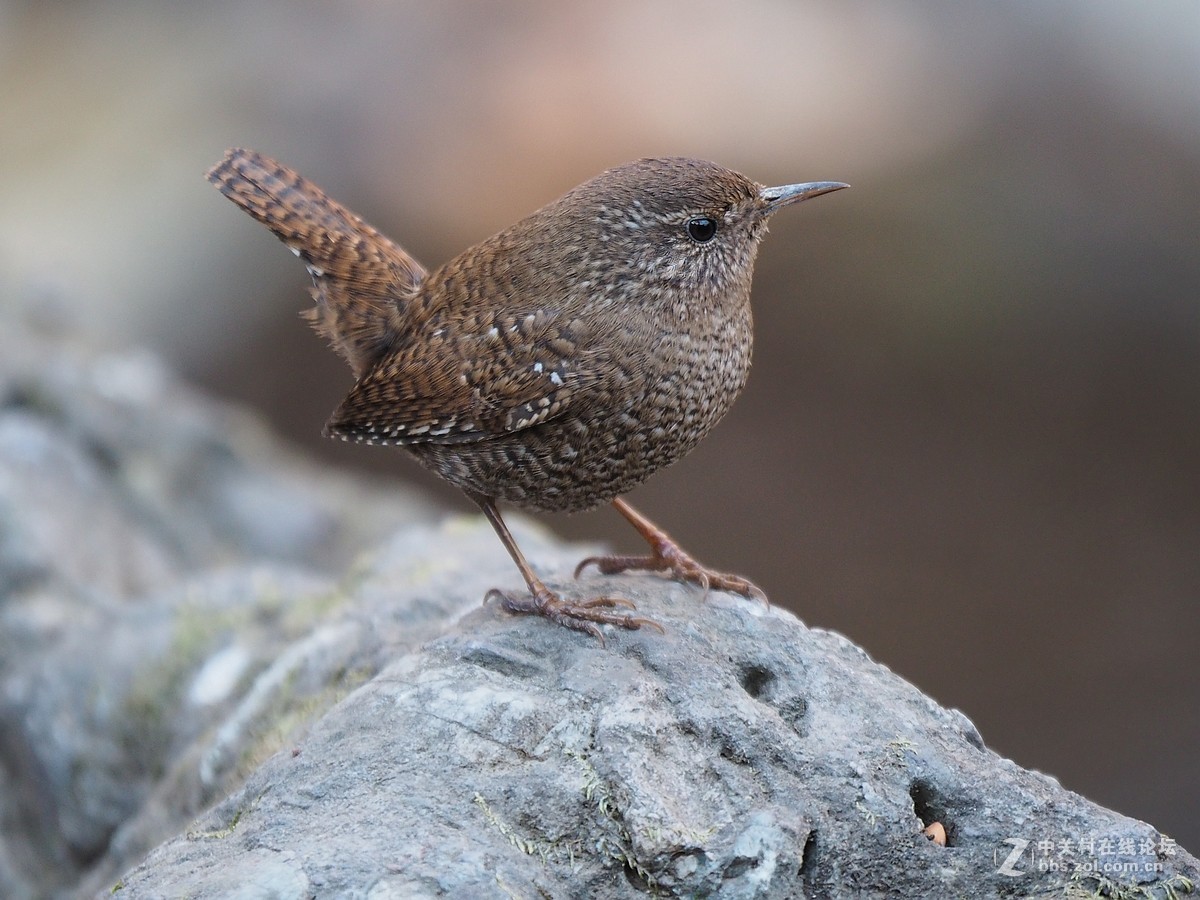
[207,149,846,639]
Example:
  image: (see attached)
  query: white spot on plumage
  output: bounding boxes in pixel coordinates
[487,326,499,338]
[549,371,564,386]
[533,362,543,373]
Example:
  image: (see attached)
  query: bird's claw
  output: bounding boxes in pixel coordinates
[575,544,768,607]
[485,586,664,644]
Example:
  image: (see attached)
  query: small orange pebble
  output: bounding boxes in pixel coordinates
[923,822,947,846]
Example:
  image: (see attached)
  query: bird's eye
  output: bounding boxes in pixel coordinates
[686,216,717,243]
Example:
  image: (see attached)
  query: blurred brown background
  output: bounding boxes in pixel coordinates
[2,0,1196,851]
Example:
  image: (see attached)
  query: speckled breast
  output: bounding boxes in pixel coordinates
[410,305,753,512]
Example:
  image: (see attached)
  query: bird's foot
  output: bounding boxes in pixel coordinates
[485,585,664,643]
[575,540,768,606]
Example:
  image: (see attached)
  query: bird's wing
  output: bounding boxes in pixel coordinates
[324,308,608,445]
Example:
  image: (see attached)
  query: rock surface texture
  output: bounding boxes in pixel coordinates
[0,315,1194,899]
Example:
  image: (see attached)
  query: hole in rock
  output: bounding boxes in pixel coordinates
[622,858,655,893]
[909,778,954,847]
[739,664,774,699]
[798,829,818,880]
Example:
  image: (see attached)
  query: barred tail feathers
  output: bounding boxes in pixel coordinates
[206,148,426,376]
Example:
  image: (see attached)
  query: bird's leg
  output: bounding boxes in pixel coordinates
[468,493,664,641]
[575,498,768,605]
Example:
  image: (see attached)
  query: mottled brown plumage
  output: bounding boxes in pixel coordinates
[207,148,846,639]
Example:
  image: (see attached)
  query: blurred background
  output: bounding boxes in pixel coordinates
[2,0,1196,852]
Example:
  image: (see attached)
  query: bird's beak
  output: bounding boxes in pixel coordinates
[760,181,849,214]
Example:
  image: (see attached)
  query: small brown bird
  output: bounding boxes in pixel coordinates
[207,149,846,639]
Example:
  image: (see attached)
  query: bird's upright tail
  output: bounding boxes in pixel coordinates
[207,148,427,377]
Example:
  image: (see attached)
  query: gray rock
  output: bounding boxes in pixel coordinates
[0,314,1195,899]
[0,315,435,898]
[108,566,1198,899]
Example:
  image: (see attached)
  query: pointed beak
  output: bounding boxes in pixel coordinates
[760,181,849,214]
